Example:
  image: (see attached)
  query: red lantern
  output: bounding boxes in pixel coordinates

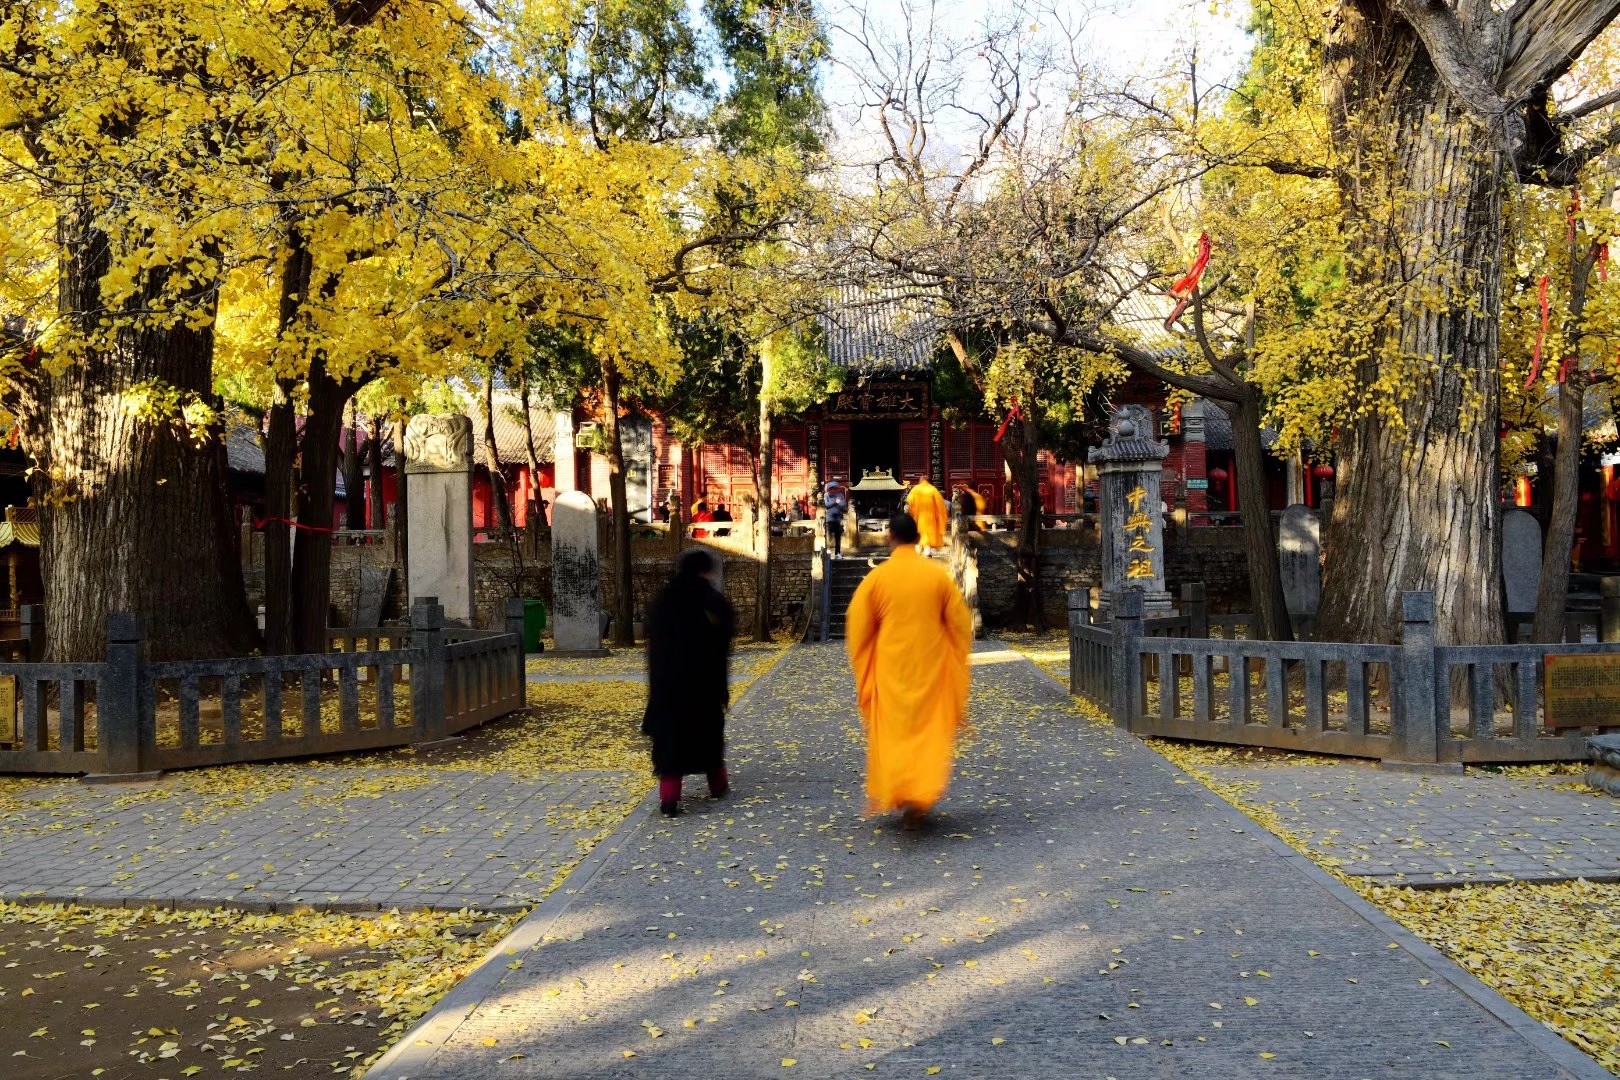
[1312,464,1335,480]
[1208,468,1228,484]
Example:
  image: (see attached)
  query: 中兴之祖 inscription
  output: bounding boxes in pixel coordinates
[1544,654,1620,729]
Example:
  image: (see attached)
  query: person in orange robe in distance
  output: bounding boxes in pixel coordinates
[845,511,973,830]
[905,476,949,553]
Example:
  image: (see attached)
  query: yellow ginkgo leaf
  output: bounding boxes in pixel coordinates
[781,1058,797,1068]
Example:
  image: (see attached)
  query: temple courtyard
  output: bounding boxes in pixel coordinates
[1,641,1614,1078]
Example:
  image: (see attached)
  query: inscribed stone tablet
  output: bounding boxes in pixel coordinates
[0,674,14,743]
[1544,654,1620,728]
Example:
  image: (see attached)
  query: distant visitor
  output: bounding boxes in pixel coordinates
[642,548,735,816]
[905,475,948,553]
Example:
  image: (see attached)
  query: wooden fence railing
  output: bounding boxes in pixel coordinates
[1070,585,1620,769]
[0,598,529,779]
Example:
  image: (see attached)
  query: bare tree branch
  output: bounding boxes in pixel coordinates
[1501,0,1620,102]
[1554,86,1620,123]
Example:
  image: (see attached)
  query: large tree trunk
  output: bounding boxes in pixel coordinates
[600,360,635,646]
[393,415,410,575]
[480,372,513,530]
[1532,241,1598,644]
[519,369,543,517]
[755,404,774,642]
[1230,396,1293,642]
[1318,27,1505,646]
[1532,372,1584,643]
[41,210,256,661]
[1005,411,1046,630]
[342,410,366,529]
[367,413,385,530]
[262,388,298,655]
[290,360,355,653]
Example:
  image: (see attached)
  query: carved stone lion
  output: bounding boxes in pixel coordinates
[404,414,473,473]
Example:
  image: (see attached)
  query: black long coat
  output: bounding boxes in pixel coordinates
[642,570,735,776]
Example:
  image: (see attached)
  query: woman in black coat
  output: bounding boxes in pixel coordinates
[642,548,736,816]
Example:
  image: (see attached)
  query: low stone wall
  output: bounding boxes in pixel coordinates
[974,525,1253,627]
[601,533,816,635]
[247,529,816,634]
[247,523,1251,635]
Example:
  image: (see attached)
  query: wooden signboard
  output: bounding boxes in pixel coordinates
[1544,654,1620,729]
[0,674,14,744]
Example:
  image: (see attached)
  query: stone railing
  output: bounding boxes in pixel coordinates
[0,598,527,780]
[1069,585,1620,769]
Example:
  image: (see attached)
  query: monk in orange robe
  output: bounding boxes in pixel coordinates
[845,512,973,830]
[905,476,949,551]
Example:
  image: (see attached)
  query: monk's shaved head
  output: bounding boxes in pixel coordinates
[888,512,920,545]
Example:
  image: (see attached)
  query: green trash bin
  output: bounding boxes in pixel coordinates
[522,599,547,653]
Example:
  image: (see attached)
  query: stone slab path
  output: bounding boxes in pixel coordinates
[0,769,636,912]
[371,643,1604,1080]
[1200,761,1620,885]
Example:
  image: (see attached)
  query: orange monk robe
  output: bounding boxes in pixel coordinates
[845,546,973,815]
[906,479,949,549]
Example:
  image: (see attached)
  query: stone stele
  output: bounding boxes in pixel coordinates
[1278,503,1321,627]
[405,414,474,624]
[550,490,609,656]
[1500,508,1542,617]
[1089,404,1173,614]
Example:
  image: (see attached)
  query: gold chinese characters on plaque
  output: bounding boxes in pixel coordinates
[1543,654,1620,729]
[0,674,15,743]
[1123,485,1156,580]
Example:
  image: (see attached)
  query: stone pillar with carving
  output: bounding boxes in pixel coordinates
[405,414,476,625]
[1089,405,1174,615]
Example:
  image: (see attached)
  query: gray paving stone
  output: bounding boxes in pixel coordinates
[0,769,639,909]
[374,643,1603,1079]
[1202,760,1620,884]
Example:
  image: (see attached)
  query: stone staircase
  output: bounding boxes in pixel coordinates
[823,556,884,640]
[821,551,955,640]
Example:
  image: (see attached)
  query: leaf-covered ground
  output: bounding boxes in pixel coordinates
[999,630,1619,1075]
[0,643,802,1076]
[526,638,793,680]
[0,902,520,1079]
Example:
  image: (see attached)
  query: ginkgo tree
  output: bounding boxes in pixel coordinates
[0,0,456,660]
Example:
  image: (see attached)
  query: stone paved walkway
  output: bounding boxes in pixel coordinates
[371,643,1604,1079]
[1201,761,1620,885]
[0,769,637,912]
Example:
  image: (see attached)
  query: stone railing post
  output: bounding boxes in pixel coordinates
[411,596,450,743]
[1182,582,1208,639]
[1109,587,1145,729]
[90,613,148,780]
[504,597,526,696]
[1067,588,1088,694]
[1392,591,1440,769]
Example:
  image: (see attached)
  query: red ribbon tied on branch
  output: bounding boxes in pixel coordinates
[1524,274,1550,391]
[253,515,336,534]
[992,399,1024,444]
[1164,232,1213,331]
